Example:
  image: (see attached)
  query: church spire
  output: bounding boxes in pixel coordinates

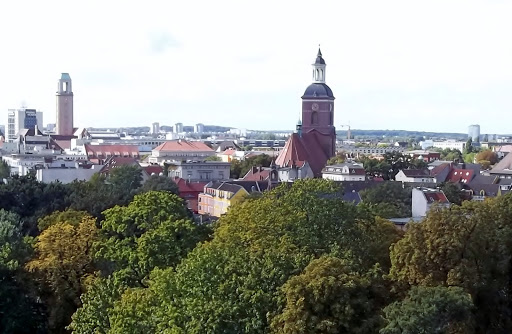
[312,46,326,83]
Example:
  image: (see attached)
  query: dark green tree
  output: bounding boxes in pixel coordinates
[360,182,412,218]
[140,175,179,195]
[381,286,474,334]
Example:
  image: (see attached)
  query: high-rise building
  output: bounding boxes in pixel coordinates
[195,123,204,133]
[468,124,480,142]
[56,73,74,136]
[174,122,183,133]
[7,108,43,142]
[151,122,160,134]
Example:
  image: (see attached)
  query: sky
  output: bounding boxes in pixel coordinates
[1,0,512,134]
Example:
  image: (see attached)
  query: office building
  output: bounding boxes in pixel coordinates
[195,123,204,133]
[468,124,480,142]
[7,108,43,142]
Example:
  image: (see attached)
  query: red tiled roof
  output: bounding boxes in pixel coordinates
[154,140,213,152]
[424,192,449,203]
[222,148,236,156]
[275,131,331,176]
[242,167,271,181]
[85,144,139,158]
[447,169,474,183]
[54,139,71,150]
[430,163,451,176]
[172,177,207,192]
[144,165,163,175]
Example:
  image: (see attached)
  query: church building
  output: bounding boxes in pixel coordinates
[275,48,337,178]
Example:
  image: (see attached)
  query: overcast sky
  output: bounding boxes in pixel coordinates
[1,0,512,134]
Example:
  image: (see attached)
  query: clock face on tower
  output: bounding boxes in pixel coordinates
[312,103,319,111]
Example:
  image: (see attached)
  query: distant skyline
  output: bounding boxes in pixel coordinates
[1,0,512,134]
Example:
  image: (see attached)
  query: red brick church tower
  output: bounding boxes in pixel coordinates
[300,47,336,158]
[275,48,337,177]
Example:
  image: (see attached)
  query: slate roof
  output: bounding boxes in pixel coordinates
[402,169,431,177]
[302,83,334,99]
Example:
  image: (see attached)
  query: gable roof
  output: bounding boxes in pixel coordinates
[242,166,271,181]
[275,132,330,176]
[447,169,475,183]
[144,165,163,176]
[172,177,207,193]
[401,169,431,177]
[154,140,213,152]
[491,152,512,173]
[424,191,449,203]
[100,157,140,174]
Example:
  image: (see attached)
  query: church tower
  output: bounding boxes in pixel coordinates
[56,73,74,136]
[301,48,336,157]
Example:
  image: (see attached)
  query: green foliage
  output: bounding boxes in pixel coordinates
[37,209,90,231]
[26,216,99,333]
[140,175,179,195]
[95,191,210,281]
[358,152,425,180]
[230,153,273,179]
[381,286,474,334]
[389,197,512,332]
[465,138,473,154]
[101,179,398,333]
[360,182,412,218]
[0,175,72,235]
[271,256,386,334]
[439,182,464,205]
[0,209,46,333]
[0,160,10,179]
[205,155,222,161]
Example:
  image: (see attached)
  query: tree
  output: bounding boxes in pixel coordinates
[0,209,47,333]
[205,155,222,161]
[99,180,399,333]
[439,182,464,205]
[475,150,498,165]
[327,152,346,165]
[465,138,473,154]
[381,286,474,334]
[140,175,179,195]
[94,191,210,281]
[0,160,10,179]
[230,154,273,179]
[271,256,386,334]
[26,215,99,333]
[37,209,91,231]
[389,198,512,332]
[360,182,412,218]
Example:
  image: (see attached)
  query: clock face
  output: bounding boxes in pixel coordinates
[312,103,319,111]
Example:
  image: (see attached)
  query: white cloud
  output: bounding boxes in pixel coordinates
[1,0,512,133]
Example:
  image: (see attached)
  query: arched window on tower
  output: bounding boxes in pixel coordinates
[316,69,319,81]
[320,69,323,80]
[312,111,319,125]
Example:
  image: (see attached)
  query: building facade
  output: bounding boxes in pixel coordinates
[56,73,74,136]
[322,162,366,181]
[468,124,480,142]
[149,140,215,164]
[7,108,43,142]
[167,161,230,182]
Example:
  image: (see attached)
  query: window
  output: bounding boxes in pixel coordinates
[311,111,319,124]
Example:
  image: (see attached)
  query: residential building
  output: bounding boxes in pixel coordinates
[7,108,43,142]
[85,144,140,164]
[405,150,441,162]
[56,73,74,136]
[322,162,366,181]
[149,140,215,164]
[468,124,480,142]
[343,145,405,157]
[166,160,230,182]
[151,122,160,134]
[431,140,466,151]
[171,177,207,213]
[412,188,450,218]
[395,169,435,183]
[36,164,102,183]
[198,180,271,217]
[174,123,183,134]
[195,123,204,134]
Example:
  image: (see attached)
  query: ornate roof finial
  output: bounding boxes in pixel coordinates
[317,44,322,57]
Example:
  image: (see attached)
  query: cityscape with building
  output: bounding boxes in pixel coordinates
[2,1,512,332]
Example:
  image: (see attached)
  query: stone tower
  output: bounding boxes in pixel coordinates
[56,73,74,136]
